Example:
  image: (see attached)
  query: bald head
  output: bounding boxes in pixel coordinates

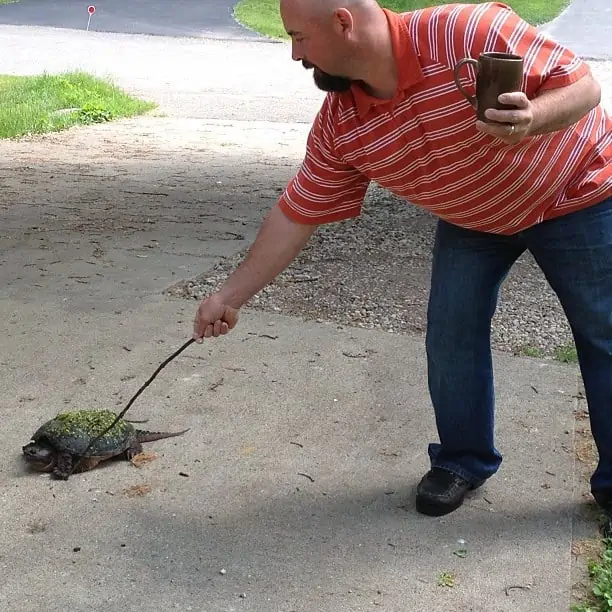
[280,0,383,48]
[280,0,389,93]
[282,0,383,39]
[280,0,375,19]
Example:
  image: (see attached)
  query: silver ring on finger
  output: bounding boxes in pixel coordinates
[508,124,515,135]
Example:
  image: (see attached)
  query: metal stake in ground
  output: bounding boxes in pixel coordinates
[86,5,96,31]
[69,338,195,475]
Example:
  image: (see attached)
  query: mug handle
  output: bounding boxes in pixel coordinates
[453,58,479,108]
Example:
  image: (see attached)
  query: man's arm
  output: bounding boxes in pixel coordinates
[527,71,601,135]
[193,94,368,341]
[218,202,317,309]
[476,71,602,144]
[192,202,317,340]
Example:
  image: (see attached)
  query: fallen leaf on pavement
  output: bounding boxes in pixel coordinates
[130,452,158,467]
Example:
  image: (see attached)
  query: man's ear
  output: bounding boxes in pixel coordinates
[332,8,354,37]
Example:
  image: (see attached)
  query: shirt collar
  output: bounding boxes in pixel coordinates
[349,9,425,118]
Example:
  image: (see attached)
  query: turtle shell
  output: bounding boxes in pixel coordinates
[31,409,136,457]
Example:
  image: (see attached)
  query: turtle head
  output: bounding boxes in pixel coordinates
[22,440,57,472]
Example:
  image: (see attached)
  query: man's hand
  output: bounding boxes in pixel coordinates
[192,292,239,342]
[475,72,602,144]
[475,92,533,144]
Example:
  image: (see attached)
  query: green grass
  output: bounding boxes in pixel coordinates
[234,0,570,40]
[572,539,612,612]
[0,71,156,139]
[554,342,579,364]
[520,344,544,358]
[518,342,578,364]
[0,0,19,5]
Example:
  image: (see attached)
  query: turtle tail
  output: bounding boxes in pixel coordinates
[135,428,190,443]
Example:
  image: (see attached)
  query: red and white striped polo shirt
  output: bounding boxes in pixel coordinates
[278,2,612,235]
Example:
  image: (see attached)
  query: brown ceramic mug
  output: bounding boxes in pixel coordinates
[453,52,524,123]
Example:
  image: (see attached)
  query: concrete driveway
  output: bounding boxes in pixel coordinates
[0,0,264,39]
[0,3,610,610]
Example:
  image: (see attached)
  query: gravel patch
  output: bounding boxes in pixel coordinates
[166,184,576,359]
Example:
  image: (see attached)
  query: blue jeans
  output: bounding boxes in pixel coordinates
[425,196,612,497]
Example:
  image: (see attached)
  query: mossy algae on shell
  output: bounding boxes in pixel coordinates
[52,409,131,437]
[35,409,135,456]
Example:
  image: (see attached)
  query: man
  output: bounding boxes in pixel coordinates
[192,0,612,520]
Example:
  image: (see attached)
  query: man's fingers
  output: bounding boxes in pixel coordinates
[213,320,222,336]
[475,119,526,144]
[484,108,525,124]
[476,120,511,137]
[498,92,529,108]
[192,316,203,341]
[482,92,531,126]
[193,317,230,341]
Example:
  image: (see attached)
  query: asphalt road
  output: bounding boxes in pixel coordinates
[0,0,264,39]
[2,0,611,60]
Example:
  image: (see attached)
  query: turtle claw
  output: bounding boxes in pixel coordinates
[126,442,144,460]
[52,468,70,480]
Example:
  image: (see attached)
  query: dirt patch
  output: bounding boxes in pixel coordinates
[572,538,604,559]
[570,391,604,608]
[124,483,152,497]
[575,425,599,466]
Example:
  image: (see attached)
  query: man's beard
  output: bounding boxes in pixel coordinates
[302,60,352,93]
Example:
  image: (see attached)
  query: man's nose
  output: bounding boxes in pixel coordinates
[291,40,303,62]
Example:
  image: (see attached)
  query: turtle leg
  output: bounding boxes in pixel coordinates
[126,441,144,461]
[53,453,101,478]
[52,451,74,480]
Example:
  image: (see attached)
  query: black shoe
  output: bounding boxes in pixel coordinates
[592,490,612,538]
[416,467,478,517]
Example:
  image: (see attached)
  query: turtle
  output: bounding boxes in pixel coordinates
[22,409,189,480]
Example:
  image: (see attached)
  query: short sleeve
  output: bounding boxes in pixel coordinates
[411,2,590,98]
[278,95,370,225]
